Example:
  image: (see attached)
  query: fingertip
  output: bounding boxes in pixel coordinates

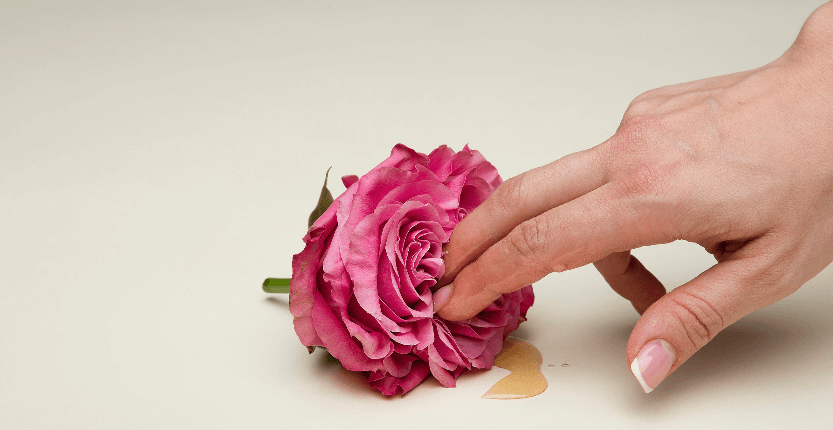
[630,339,677,393]
[595,252,666,314]
[435,299,474,322]
[433,282,476,321]
[437,237,465,288]
[435,304,466,321]
[432,284,454,315]
[434,282,490,322]
[440,230,489,288]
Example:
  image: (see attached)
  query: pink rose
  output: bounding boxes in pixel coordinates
[289,144,534,396]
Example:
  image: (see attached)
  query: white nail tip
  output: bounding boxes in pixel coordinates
[630,357,653,394]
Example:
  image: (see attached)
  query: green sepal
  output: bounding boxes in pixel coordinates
[307,345,335,358]
[306,346,340,365]
[324,351,341,365]
[262,278,290,293]
[308,167,334,229]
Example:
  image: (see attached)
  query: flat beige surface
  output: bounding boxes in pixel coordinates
[2,1,831,428]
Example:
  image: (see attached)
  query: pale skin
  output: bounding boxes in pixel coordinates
[434,1,833,391]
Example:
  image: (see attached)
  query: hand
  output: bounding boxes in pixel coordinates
[433,2,833,392]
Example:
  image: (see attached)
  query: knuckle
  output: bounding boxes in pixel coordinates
[620,109,639,127]
[605,116,661,161]
[668,291,725,350]
[492,176,527,216]
[765,265,798,299]
[622,94,658,125]
[745,253,799,304]
[621,162,668,197]
[631,89,659,105]
[610,161,673,204]
[506,218,548,262]
[619,116,659,145]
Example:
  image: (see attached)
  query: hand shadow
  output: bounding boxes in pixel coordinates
[626,307,829,412]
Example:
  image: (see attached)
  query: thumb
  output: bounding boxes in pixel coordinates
[626,257,779,393]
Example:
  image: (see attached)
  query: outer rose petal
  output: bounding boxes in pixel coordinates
[289,201,338,347]
[519,285,535,319]
[342,175,359,188]
[368,361,430,396]
[427,145,455,181]
[451,145,502,189]
[382,144,429,172]
[312,291,380,372]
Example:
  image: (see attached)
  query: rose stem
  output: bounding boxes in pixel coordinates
[262,278,290,293]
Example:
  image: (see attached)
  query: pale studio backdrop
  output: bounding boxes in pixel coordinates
[1,1,832,429]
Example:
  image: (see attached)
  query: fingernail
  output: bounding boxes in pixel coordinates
[432,284,454,314]
[630,339,676,393]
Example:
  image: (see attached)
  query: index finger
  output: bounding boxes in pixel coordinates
[439,147,607,286]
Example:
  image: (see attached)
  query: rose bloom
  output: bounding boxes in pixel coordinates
[290,144,534,395]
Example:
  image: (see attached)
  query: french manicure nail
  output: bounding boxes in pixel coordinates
[630,339,676,393]
[432,284,454,314]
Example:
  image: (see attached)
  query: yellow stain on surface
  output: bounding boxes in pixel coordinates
[482,337,548,400]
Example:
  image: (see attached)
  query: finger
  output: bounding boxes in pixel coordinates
[593,251,666,315]
[439,147,607,287]
[626,253,783,393]
[436,181,667,321]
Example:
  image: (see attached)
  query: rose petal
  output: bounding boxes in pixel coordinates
[289,201,339,347]
[383,352,417,378]
[311,291,381,371]
[341,175,359,188]
[428,359,457,388]
[368,361,430,396]
[468,328,505,368]
[427,145,455,181]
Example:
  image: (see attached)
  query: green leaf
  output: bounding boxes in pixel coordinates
[262,278,290,293]
[308,167,334,229]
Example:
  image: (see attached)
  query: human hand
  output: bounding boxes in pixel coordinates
[433,2,833,392]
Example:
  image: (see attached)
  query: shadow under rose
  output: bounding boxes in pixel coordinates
[307,350,388,400]
[269,295,382,397]
[264,295,289,308]
[271,294,427,399]
[510,323,533,341]
[307,348,492,400]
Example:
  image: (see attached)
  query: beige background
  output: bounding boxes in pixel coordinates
[2,0,831,428]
